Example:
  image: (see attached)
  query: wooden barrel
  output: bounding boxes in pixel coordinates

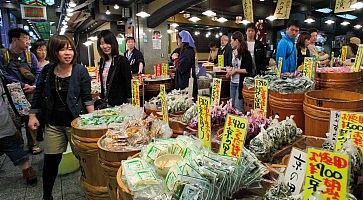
[315,72,361,92]
[97,136,140,200]
[143,78,173,101]
[242,86,254,113]
[215,71,230,102]
[71,118,109,200]
[269,91,305,130]
[116,167,133,200]
[303,90,363,137]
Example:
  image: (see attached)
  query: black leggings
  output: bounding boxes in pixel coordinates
[43,154,62,200]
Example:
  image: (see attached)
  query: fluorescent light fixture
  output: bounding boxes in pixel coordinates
[29,31,34,36]
[167,29,174,34]
[136,11,150,18]
[325,19,335,24]
[24,25,29,30]
[170,23,179,28]
[217,17,228,23]
[304,17,315,23]
[202,10,216,17]
[68,0,76,8]
[350,2,363,9]
[354,24,362,29]
[183,13,190,18]
[241,19,250,25]
[340,21,350,26]
[189,16,201,22]
[67,12,73,17]
[336,14,358,20]
[194,31,200,36]
[88,36,98,41]
[315,8,332,13]
[66,8,74,13]
[114,4,119,9]
[266,15,276,21]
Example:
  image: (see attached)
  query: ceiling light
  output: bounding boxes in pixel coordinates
[68,0,76,8]
[325,19,335,24]
[170,23,179,28]
[215,34,219,38]
[350,2,363,9]
[67,12,73,17]
[62,21,67,25]
[202,10,216,17]
[241,19,250,25]
[88,36,98,41]
[194,31,200,36]
[167,29,174,34]
[217,17,228,23]
[106,6,111,15]
[304,17,315,23]
[24,25,29,30]
[136,11,150,18]
[207,31,211,35]
[340,21,350,26]
[219,32,222,36]
[66,8,74,13]
[114,4,119,9]
[205,33,210,38]
[315,8,332,13]
[336,14,358,20]
[354,24,362,29]
[63,24,68,29]
[266,15,276,21]
[64,16,70,21]
[189,16,201,22]
[183,13,191,18]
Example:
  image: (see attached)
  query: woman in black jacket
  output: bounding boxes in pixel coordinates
[296,31,311,68]
[28,35,94,200]
[96,30,132,107]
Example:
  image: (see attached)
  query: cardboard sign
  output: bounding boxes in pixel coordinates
[197,96,211,149]
[160,84,169,123]
[219,114,248,158]
[254,79,268,115]
[242,0,254,23]
[329,111,341,142]
[303,57,316,80]
[277,57,283,78]
[335,111,363,152]
[131,79,140,107]
[274,0,292,19]
[211,78,222,106]
[334,0,357,13]
[303,148,349,200]
[154,64,162,77]
[162,63,168,77]
[353,44,363,72]
[218,55,224,67]
[341,46,348,62]
[284,148,307,195]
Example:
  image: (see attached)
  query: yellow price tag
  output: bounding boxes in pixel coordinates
[131,79,140,107]
[335,111,363,152]
[160,84,169,123]
[219,114,248,157]
[341,46,348,62]
[303,148,349,200]
[218,55,224,67]
[303,57,315,80]
[277,57,283,78]
[353,44,363,72]
[197,96,211,149]
[211,78,222,106]
[254,79,269,115]
[162,63,168,77]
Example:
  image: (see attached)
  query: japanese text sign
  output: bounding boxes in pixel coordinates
[254,79,268,115]
[162,63,168,77]
[283,148,307,195]
[211,78,222,106]
[303,57,316,80]
[303,148,349,200]
[131,79,140,107]
[154,64,162,77]
[219,114,248,158]
[218,55,224,67]
[242,0,254,23]
[274,0,292,19]
[160,84,169,123]
[198,96,211,149]
[335,111,363,152]
[277,57,283,78]
[341,46,348,62]
[329,111,341,142]
[353,44,363,72]
[20,4,47,20]
[334,0,357,13]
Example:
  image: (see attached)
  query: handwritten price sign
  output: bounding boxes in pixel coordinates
[154,64,162,77]
[303,57,316,80]
[162,63,168,77]
[242,0,254,23]
[160,84,168,123]
[274,0,292,19]
[218,55,224,67]
[284,148,307,195]
[353,44,363,72]
[303,148,349,200]
[219,114,248,158]
[335,111,363,152]
[198,96,211,148]
[131,79,140,107]
[211,78,222,106]
[341,46,348,62]
[277,57,283,78]
[254,79,268,115]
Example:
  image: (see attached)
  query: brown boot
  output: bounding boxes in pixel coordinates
[22,167,37,185]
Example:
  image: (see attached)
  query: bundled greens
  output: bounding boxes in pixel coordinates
[269,78,314,94]
[147,89,194,113]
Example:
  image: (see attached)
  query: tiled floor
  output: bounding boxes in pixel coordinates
[0,140,85,200]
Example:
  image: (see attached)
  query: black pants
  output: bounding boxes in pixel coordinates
[43,154,62,200]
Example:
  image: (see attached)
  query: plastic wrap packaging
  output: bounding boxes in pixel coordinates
[6,82,31,115]
[146,89,194,113]
[90,79,101,95]
[269,78,314,94]
[181,104,197,124]
[243,73,278,89]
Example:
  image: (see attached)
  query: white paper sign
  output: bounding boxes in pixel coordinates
[329,111,341,141]
[283,148,307,195]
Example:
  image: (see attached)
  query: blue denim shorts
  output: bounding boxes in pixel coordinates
[0,135,29,166]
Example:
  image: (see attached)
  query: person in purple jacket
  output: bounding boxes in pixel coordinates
[0,28,42,155]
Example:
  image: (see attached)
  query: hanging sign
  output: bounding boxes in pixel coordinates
[303,148,349,200]
[218,55,224,67]
[211,78,222,106]
[160,84,169,123]
[341,46,348,62]
[353,44,363,72]
[162,63,168,77]
[254,79,268,115]
[274,0,292,19]
[131,79,140,107]
[219,114,248,158]
[198,96,211,149]
[242,0,254,23]
[334,0,357,13]
[277,57,283,78]
[335,111,363,152]
[20,4,47,20]
[303,57,316,80]
[283,148,307,195]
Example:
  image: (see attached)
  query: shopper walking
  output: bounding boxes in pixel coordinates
[245,23,267,76]
[28,35,94,200]
[96,30,131,108]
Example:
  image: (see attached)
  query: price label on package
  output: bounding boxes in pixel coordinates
[211,78,222,106]
[131,79,140,107]
[197,96,211,149]
[160,84,168,123]
[219,114,248,158]
[254,79,268,115]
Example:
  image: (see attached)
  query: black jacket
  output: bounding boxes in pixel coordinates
[238,51,253,99]
[175,46,197,100]
[30,63,93,124]
[218,44,233,67]
[297,46,310,67]
[125,48,145,74]
[253,40,267,75]
[99,55,132,106]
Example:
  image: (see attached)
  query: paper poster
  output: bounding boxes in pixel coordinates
[162,63,168,77]
[303,57,315,80]
[154,64,162,77]
[219,114,248,158]
[160,84,168,123]
[329,111,341,142]
[211,78,222,106]
[277,57,283,78]
[254,79,268,115]
[341,46,348,62]
[274,0,292,19]
[334,0,357,13]
[218,55,224,67]
[283,148,307,195]
[242,0,254,23]
[353,44,363,72]
[303,148,349,200]
[335,111,363,152]
[197,96,211,149]
[131,79,140,107]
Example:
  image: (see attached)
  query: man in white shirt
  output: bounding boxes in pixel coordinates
[245,23,267,76]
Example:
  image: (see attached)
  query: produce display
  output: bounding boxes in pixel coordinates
[243,73,278,89]
[316,66,353,73]
[181,104,197,124]
[269,78,314,94]
[146,89,194,113]
[121,136,268,200]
